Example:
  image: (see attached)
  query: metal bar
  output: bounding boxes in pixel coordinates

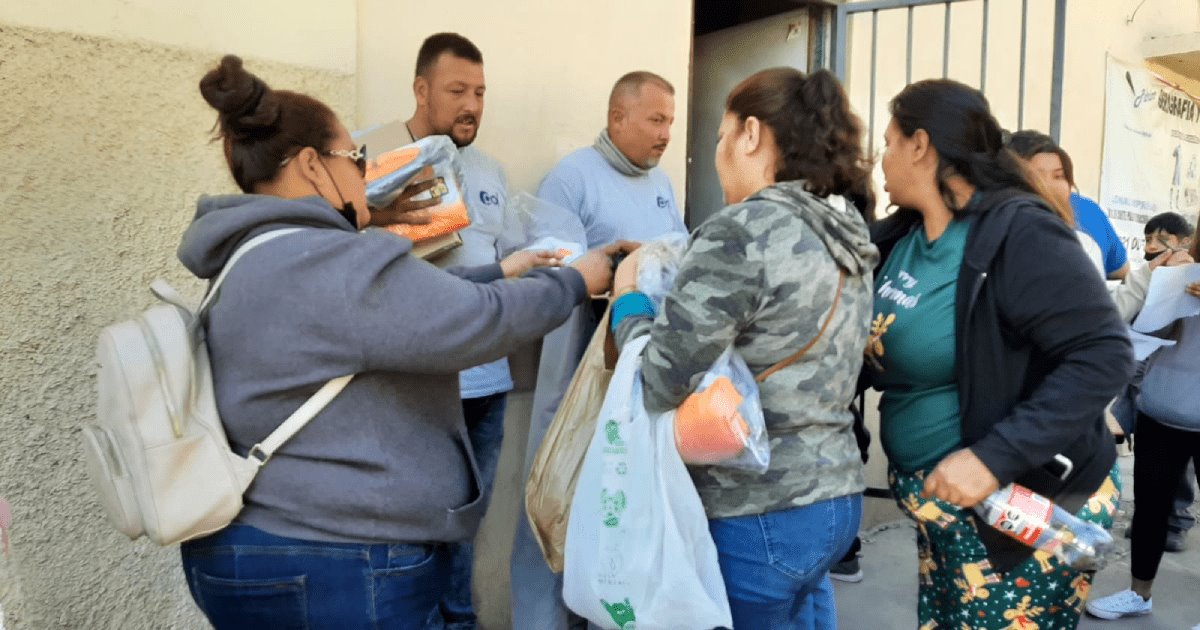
[865,487,893,499]
[1018,0,1029,129]
[1049,0,1068,141]
[813,8,827,71]
[869,10,879,158]
[907,5,914,84]
[980,0,989,91]
[942,1,951,79]
[834,5,849,80]
[841,0,962,13]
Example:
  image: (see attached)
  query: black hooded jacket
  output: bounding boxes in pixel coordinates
[868,189,1134,571]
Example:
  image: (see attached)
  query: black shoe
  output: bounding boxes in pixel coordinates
[1165,530,1188,552]
[829,557,863,583]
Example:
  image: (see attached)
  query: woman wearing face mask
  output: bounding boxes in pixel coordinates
[179,55,623,629]
[866,80,1133,629]
[611,67,878,629]
[1006,130,1192,323]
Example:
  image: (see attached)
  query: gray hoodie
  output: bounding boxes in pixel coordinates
[178,194,586,543]
[616,181,879,518]
[1138,315,1200,432]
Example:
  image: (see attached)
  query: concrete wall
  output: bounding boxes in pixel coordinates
[356,0,694,199]
[0,3,356,627]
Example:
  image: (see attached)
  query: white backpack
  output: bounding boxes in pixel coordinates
[82,229,353,545]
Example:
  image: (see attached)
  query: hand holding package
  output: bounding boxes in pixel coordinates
[493,192,587,263]
[353,131,470,243]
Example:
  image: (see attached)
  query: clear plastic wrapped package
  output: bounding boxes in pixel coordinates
[634,233,689,308]
[355,132,470,243]
[672,348,770,473]
[493,192,588,263]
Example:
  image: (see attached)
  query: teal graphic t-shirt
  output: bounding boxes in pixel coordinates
[869,218,969,472]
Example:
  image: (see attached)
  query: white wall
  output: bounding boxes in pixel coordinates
[0,3,356,628]
[356,0,693,199]
[1,0,357,74]
[1059,0,1200,198]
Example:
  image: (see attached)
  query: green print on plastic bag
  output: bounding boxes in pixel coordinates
[601,598,637,629]
[601,489,627,528]
[604,419,624,447]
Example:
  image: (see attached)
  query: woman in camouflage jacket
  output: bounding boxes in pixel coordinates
[610,67,878,629]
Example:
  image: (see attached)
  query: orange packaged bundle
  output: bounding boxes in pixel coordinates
[361,135,469,242]
[670,350,769,473]
[674,376,751,465]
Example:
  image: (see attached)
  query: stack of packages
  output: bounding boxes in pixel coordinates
[352,121,469,260]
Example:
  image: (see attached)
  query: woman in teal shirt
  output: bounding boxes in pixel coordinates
[867,80,1132,629]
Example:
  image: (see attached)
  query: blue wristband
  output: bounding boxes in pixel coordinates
[611,291,656,332]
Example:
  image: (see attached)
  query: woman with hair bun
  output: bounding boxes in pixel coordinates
[866,79,1133,628]
[179,55,624,628]
[611,67,878,628]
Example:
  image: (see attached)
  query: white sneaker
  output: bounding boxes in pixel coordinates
[1085,589,1152,620]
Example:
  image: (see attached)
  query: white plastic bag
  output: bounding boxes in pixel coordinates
[564,336,732,630]
[635,235,771,473]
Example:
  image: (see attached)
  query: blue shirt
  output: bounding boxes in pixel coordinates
[438,145,514,399]
[1071,193,1128,275]
[536,147,686,248]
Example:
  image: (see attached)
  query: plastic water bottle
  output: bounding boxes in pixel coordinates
[974,484,1114,571]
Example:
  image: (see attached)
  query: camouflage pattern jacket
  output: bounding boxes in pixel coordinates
[615,181,879,518]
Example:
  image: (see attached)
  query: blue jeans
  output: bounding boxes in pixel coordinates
[708,494,862,630]
[427,393,508,630]
[181,523,450,630]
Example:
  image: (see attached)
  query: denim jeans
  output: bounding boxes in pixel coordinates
[1170,460,1196,533]
[181,523,450,630]
[427,393,508,630]
[708,494,862,630]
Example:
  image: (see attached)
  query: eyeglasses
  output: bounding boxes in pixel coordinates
[280,144,367,178]
[327,145,367,177]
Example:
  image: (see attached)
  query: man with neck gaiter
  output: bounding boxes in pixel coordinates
[510,71,686,630]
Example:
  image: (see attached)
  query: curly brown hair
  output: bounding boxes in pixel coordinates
[726,68,873,219]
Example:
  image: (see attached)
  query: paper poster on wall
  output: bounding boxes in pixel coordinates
[1099,56,1200,257]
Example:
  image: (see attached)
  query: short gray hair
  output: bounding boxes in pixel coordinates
[609,71,674,108]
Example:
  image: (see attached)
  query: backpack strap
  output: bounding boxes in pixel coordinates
[247,374,356,465]
[189,227,353,465]
[755,270,845,384]
[198,228,305,314]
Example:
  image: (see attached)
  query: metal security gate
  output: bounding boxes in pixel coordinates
[830,0,1068,157]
